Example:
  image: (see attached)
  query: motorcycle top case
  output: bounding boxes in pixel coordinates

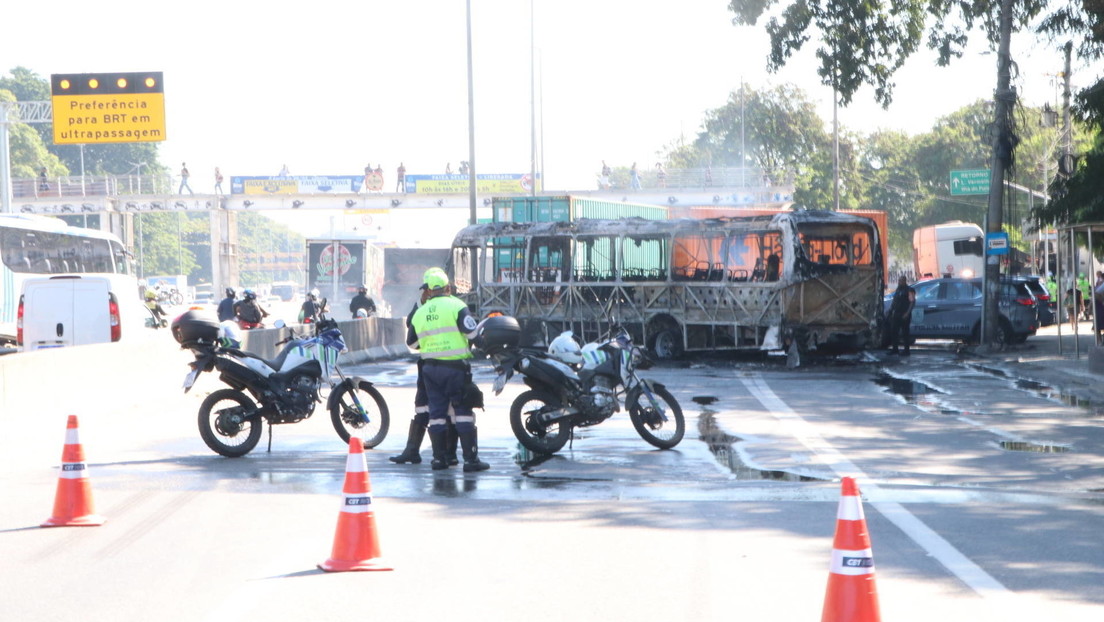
[172,310,221,347]
[478,315,521,352]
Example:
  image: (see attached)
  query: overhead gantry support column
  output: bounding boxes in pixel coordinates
[210,204,239,296]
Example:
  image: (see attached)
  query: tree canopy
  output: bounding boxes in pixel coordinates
[728,0,1053,107]
[727,1,1104,228]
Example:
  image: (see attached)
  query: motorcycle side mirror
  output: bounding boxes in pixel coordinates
[319,297,328,310]
[273,319,286,329]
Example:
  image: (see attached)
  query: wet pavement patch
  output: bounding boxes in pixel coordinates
[998,441,1071,453]
[1012,379,1104,417]
[966,363,1104,418]
[873,372,943,402]
[698,411,825,482]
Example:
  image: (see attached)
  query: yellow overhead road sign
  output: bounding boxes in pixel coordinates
[51,72,166,144]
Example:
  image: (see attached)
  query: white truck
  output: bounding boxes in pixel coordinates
[913,221,984,279]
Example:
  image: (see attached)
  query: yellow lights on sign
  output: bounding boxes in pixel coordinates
[50,72,166,145]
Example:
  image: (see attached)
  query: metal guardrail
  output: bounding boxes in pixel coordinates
[13,174,175,199]
[12,168,793,199]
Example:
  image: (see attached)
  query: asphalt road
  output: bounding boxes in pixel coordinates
[2,347,1102,622]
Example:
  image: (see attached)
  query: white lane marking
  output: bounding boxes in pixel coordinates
[741,374,1017,603]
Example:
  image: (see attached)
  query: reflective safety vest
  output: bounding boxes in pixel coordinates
[411,296,472,361]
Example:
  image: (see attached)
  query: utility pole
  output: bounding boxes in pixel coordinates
[465,0,477,225]
[982,0,1017,346]
[530,0,537,198]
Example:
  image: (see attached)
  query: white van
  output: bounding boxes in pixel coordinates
[17,275,148,351]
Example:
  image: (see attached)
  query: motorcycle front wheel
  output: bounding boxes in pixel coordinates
[627,385,685,449]
[330,380,390,449]
[198,389,263,457]
[510,390,571,455]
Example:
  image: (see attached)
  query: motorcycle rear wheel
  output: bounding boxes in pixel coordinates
[198,389,263,457]
[510,390,571,455]
[627,385,685,449]
[330,380,390,449]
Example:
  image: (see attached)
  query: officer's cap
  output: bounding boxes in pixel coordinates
[423,268,449,290]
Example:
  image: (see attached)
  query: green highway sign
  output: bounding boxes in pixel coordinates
[950,169,990,196]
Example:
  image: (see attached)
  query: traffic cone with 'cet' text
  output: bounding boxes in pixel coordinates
[821,477,880,622]
[318,436,392,572]
[42,415,105,527]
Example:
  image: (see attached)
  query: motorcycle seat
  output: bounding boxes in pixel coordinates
[226,339,304,372]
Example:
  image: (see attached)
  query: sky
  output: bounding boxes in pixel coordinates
[3,0,1101,240]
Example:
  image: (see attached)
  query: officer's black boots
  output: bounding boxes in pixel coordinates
[428,428,450,470]
[460,427,490,472]
[445,423,460,466]
[389,420,425,464]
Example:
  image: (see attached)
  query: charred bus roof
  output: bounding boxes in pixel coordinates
[450,210,879,246]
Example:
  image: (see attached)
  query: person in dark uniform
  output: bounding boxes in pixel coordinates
[349,286,377,319]
[390,283,459,466]
[886,275,916,355]
[300,291,322,324]
[407,268,488,471]
[217,288,236,322]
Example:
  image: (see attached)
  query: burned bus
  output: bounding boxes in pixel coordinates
[447,210,884,358]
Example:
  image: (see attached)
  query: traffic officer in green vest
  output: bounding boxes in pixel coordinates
[407,267,489,472]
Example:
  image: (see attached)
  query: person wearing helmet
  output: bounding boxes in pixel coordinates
[234,289,268,330]
[407,267,488,471]
[145,289,168,324]
[390,281,459,466]
[217,287,237,322]
[299,291,321,324]
[349,285,377,319]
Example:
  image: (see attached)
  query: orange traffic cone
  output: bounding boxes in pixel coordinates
[821,477,880,622]
[318,436,392,572]
[42,415,105,527]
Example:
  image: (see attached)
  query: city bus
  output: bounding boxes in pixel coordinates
[0,214,141,345]
[447,210,884,358]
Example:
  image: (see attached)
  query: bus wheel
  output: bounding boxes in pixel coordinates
[649,328,684,360]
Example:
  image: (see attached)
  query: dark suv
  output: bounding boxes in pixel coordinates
[1017,275,1054,326]
[884,277,1038,344]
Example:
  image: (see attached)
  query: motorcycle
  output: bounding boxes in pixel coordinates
[174,308,390,457]
[483,317,685,456]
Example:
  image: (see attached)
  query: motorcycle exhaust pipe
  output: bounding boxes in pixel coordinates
[535,406,577,425]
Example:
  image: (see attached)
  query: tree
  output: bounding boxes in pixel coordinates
[236,212,305,287]
[134,212,201,279]
[672,82,864,209]
[727,0,1051,108]
[0,89,67,179]
[854,129,924,258]
[726,2,1104,229]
